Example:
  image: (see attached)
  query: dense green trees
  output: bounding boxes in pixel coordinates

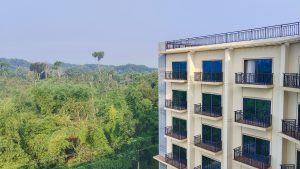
[0,67,158,169]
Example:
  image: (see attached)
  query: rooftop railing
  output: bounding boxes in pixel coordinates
[164,22,299,50]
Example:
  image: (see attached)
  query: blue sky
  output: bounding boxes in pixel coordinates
[0,0,299,67]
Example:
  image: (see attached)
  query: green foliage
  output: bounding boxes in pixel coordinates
[0,69,158,169]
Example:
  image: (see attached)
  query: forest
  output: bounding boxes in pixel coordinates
[0,60,158,169]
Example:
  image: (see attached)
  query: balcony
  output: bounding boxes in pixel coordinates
[234,110,272,131]
[165,99,187,113]
[165,126,187,142]
[235,73,273,87]
[165,153,187,169]
[153,154,187,169]
[281,164,297,169]
[281,119,300,143]
[194,135,222,154]
[194,104,222,120]
[283,73,300,92]
[234,146,271,169]
[194,166,202,169]
[194,72,223,85]
[165,71,187,83]
[164,22,299,50]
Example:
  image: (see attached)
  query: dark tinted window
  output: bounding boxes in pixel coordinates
[173,144,186,161]
[172,62,187,72]
[172,117,187,134]
[203,60,222,73]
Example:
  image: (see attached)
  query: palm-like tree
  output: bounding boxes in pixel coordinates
[92,51,105,81]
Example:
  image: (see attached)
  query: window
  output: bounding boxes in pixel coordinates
[202,60,222,81]
[172,144,186,162]
[203,60,222,73]
[172,62,187,79]
[243,98,271,121]
[242,135,270,158]
[172,90,186,102]
[202,93,221,113]
[172,117,187,134]
[244,59,272,74]
[202,125,221,143]
[202,156,221,169]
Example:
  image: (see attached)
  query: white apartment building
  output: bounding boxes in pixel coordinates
[154,21,300,169]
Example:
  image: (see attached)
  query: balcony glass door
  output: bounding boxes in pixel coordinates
[172,62,187,79]
[202,156,221,169]
[202,125,221,143]
[242,135,270,162]
[244,59,272,84]
[243,98,271,123]
[203,60,222,81]
[172,117,187,135]
[173,90,186,108]
[202,93,221,114]
[173,144,186,163]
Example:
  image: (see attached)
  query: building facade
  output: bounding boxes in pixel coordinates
[154,22,300,169]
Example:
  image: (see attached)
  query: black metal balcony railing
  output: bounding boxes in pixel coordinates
[194,164,221,169]
[284,73,300,88]
[165,153,187,169]
[194,72,223,82]
[282,119,300,140]
[194,165,202,169]
[165,22,299,50]
[194,104,222,118]
[194,135,222,153]
[234,110,272,128]
[234,145,271,169]
[165,71,187,81]
[235,73,273,85]
[281,164,297,169]
[165,99,187,111]
[165,126,187,140]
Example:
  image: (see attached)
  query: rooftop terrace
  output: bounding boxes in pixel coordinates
[164,22,299,50]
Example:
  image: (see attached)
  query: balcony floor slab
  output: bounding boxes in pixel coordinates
[194,81,223,86]
[235,84,274,89]
[193,145,222,156]
[153,155,185,169]
[233,122,272,132]
[164,79,187,83]
[283,87,300,93]
[164,107,187,114]
[164,135,187,143]
[278,132,300,145]
[193,113,222,121]
[233,159,270,169]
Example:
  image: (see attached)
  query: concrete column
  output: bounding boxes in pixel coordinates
[158,53,167,169]
[187,51,195,169]
[271,43,289,168]
[223,48,234,169]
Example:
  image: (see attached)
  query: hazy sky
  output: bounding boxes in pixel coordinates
[0,0,299,67]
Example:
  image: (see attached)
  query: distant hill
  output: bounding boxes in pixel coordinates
[0,58,156,74]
